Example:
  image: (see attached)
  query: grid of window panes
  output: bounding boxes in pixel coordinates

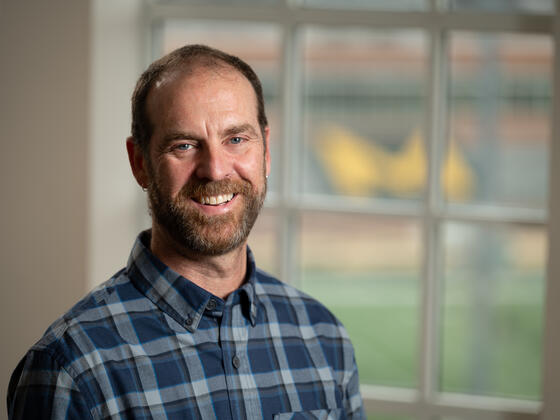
[152,0,553,417]
[442,32,551,401]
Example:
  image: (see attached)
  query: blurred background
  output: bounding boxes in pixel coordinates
[2,0,560,419]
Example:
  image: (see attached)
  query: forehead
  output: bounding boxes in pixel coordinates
[146,65,258,123]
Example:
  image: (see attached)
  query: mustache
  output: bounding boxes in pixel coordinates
[178,178,253,199]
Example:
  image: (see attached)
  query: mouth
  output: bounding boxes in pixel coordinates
[193,193,235,206]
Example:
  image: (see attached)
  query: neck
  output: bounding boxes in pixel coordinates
[149,224,248,299]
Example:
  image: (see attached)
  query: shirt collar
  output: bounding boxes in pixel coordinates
[126,230,259,332]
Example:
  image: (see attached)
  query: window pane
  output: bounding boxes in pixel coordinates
[300,212,421,387]
[302,28,428,200]
[447,32,552,208]
[302,0,426,11]
[441,222,546,399]
[449,0,554,14]
[160,20,282,192]
[247,208,278,277]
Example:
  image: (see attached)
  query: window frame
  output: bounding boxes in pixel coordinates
[143,1,558,418]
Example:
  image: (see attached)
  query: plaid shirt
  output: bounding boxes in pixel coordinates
[8,231,364,419]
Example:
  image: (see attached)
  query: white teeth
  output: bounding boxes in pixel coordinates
[199,193,234,205]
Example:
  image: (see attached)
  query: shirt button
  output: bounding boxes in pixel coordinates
[206,299,217,311]
[232,355,241,369]
[185,316,193,327]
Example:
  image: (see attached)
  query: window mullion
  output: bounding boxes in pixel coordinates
[278,23,303,288]
[419,23,448,414]
[542,2,560,419]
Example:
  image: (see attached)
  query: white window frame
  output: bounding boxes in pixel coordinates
[135,1,560,418]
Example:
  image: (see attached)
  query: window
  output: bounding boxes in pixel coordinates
[146,1,556,418]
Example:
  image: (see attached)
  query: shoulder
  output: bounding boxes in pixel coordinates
[8,268,144,417]
[28,267,147,370]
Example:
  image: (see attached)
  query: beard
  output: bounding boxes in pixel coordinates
[147,172,266,257]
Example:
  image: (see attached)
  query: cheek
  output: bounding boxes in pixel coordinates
[235,153,266,182]
[153,161,193,196]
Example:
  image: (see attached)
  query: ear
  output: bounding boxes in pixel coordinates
[263,127,271,178]
[126,137,149,188]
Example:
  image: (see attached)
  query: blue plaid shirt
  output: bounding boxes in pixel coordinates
[8,231,364,419]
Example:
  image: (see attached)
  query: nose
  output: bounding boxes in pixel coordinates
[195,143,231,181]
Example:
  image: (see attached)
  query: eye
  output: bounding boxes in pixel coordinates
[229,136,244,145]
[175,143,194,151]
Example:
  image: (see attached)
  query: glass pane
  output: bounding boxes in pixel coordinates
[303,0,426,11]
[247,208,278,277]
[441,222,546,399]
[449,0,554,14]
[447,32,552,208]
[160,20,282,192]
[300,212,421,387]
[303,27,428,200]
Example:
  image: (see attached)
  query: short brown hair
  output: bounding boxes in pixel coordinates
[131,44,268,153]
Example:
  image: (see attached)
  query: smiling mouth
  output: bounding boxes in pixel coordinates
[194,193,235,206]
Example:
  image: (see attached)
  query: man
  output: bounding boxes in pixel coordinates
[8,45,364,419]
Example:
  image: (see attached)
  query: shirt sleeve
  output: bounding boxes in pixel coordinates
[337,323,365,420]
[7,349,94,420]
[344,354,366,419]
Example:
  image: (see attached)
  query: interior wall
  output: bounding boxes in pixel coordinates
[0,1,90,418]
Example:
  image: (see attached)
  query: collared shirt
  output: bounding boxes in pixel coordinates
[8,231,364,419]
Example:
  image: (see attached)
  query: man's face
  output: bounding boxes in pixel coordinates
[143,66,270,256]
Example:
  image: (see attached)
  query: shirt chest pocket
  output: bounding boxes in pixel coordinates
[273,408,344,419]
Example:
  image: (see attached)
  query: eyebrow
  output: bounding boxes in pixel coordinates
[161,131,204,145]
[222,123,259,139]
